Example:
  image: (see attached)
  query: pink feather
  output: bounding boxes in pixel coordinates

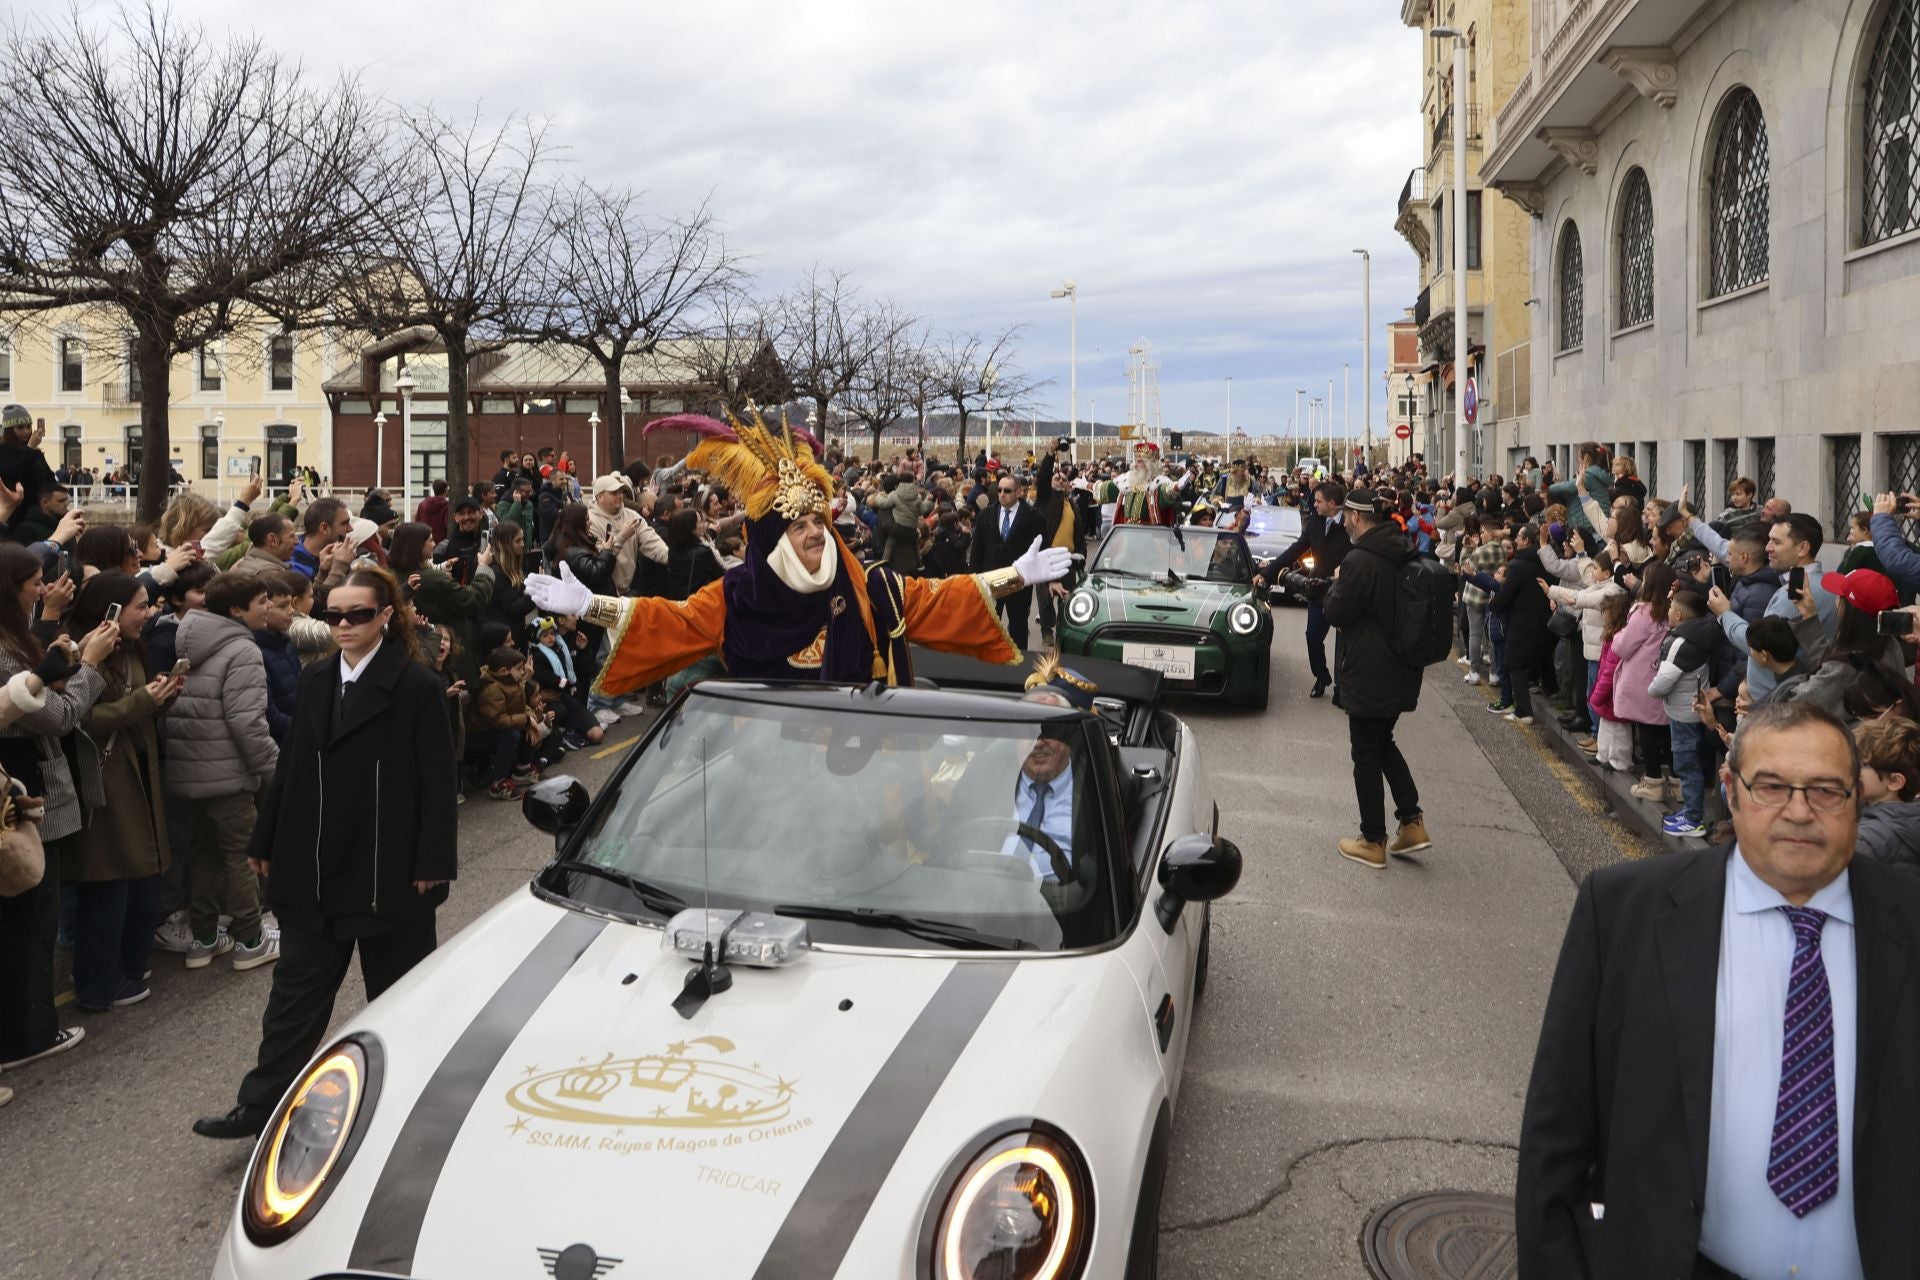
[643,414,737,444]
[789,426,823,458]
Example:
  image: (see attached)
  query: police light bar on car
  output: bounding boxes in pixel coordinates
[663,908,810,968]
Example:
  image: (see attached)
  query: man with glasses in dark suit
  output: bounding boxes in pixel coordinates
[1518,699,1920,1279]
[969,470,1046,650]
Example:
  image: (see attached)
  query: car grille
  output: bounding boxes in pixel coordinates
[1093,624,1217,646]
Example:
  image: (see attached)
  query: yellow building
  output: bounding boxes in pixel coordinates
[1396,0,1535,479]
[0,309,349,506]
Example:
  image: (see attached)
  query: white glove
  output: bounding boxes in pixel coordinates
[526,562,592,617]
[1012,536,1073,587]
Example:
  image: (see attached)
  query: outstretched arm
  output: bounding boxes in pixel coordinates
[530,565,729,697]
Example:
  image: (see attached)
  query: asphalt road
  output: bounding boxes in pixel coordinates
[0,614,1651,1280]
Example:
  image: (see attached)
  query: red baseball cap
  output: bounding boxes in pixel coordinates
[1820,567,1898,614]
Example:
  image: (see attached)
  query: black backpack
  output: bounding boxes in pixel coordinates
[1389,552,1456,666]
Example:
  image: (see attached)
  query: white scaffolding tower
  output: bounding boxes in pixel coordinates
[1126,339,1163,447]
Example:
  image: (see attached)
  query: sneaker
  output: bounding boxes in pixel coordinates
[1661,812,1690,832]
[0,1026,85,1070]
[615,700,647,716]
[232,933,280,972]
[260,912,280,943]
[489,778,524,801]
[1575,737,1597,752]
[593,709,621,728]
[1486,701,1513,715]
[1388,816,1432,856]
[1668,818,1707,839]
[184,932,233,969]
[1505,712,1536,725]
[1337,836,1388,870]
[1463,672,1482,686]
[79,980,150,1013]
[511,763,541,782]
[454,790,467,805]
[1456,656,1472,669]
[151,910,193,955]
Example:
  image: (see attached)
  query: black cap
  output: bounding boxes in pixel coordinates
[1344,487,1380,514]
[452,496,481,512]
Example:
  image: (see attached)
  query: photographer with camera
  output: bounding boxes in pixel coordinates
[1319,488,1431,870]
[1253,480,1351,702]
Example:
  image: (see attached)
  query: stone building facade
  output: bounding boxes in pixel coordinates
[1485,0,1920,540]
[1398,0,1537,479]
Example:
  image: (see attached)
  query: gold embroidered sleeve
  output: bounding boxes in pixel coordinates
[583,594,626,629]
[976,566,1026,600]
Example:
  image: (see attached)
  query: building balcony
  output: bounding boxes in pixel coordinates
[1485,0,1720,194]
[1431,102,1483,156]
[1398,168,1426,215]
[1414,285,1432,328]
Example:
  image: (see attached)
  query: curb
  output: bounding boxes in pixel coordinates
[1523,699,1717,855]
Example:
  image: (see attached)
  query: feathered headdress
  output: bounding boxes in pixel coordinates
[1023,653,1100,710]
[644,413,833,523]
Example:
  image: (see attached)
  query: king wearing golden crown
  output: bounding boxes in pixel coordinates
[525,415,1071,692]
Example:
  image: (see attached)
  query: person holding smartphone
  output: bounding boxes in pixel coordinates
[1705,511,1837,701]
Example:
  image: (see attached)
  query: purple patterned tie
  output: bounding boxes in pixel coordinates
[1767,905,1839,1218]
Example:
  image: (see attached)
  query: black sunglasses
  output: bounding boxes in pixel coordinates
[318,606,382,627]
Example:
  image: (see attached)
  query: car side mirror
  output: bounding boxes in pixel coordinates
[522,775,590,843]
[1155,833,1242,932]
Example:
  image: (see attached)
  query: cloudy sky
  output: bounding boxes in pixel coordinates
[29,0,1422,438]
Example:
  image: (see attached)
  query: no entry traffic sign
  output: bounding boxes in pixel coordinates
[1394,423,1413,441]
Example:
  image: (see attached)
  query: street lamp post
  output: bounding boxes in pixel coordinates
[1405,372,1418,468]
[983,363,998,461]
[1342,362,1350,466]
[619,388,632,474]
[587,410,601,481]
[395,369,417,513]
[373,410,387,491]
[1432,23,1471,484]
[1326,377,1334,466]
[1051,281,1078,461]
[1354,248,1372,470]
[1225,375,1232,437]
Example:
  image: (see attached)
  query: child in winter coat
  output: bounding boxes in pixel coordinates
[1647,587,1716,838]
[467,647,542,799]
[1589,593,1635,772]
[251,573,302,745]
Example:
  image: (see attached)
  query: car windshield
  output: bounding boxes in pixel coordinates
[548,695,1120,951]
[1244,506,1297,538]
[1092,527,1253,583]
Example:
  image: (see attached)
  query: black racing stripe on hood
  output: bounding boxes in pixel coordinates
[346,911,607,1275]
[749,960,1016,1280]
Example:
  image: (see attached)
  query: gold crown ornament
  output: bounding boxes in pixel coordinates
[645,412,834,525]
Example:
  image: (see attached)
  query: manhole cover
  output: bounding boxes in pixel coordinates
[1362,1190,1516,1280]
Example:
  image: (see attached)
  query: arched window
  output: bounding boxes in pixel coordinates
[1865,0,1920,244]
[1706,88,1770,296]
[1616,168,1655,328]
[1557,222,1584,351]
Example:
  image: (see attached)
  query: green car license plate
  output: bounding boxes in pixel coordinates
[1121,642,1196,679]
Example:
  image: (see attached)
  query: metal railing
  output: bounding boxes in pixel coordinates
[1414,285,1432,328]
[1398,168,1426,214]
[1432,103,1484,151]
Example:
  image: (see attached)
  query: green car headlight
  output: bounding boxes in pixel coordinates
[1066,590,1097,626]
[1227,602,1260,635]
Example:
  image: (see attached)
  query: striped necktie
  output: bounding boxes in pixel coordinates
[1767,905,1839,1218]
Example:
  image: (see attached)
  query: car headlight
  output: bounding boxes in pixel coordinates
[243,1036,382,1246]
[1227,602,1260,635]
[1065,590,1097,626]
[921,1124,1092,1280]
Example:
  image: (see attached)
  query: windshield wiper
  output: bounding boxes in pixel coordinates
[1097,566,1147,578]
[551,859,688,917]
[772,904,1029,951]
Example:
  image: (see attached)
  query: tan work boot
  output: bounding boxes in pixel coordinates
[1388,815,1432,856]
[1338,836,1388,870]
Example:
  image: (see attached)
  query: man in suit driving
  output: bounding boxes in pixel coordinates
[1517,699,1920,1279]
[970,470,1046,649]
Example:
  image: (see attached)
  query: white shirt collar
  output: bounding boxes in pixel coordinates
[1729,843,1855,926]
[340,637,384,685]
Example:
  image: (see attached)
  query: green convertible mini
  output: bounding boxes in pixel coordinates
[1057,523,1274,709]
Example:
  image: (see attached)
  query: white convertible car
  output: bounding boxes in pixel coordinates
[213,651,1239,1280]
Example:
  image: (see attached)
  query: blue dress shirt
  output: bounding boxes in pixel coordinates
[1002,763,1074,880]
[1699,848,1862,1280]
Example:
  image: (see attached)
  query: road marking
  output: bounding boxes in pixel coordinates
[1512,714,1649,863]
[590,735,638,760]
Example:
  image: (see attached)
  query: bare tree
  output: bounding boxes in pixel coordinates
[842,308,923,461]
[533,182,744,463]
[674,283,788,424]
[775,266,909,452]
[933,324,1037,464]
[0,2,400,519]
[335,108,555,501]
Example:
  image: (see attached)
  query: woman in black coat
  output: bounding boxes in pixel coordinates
[193,565,458,1140]
[1488,524,1555,723]
[663,508,724,602]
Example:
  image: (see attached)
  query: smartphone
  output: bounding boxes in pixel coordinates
[102,602,121,624]
[1612,562,1630,585]
[1788,566,1806,600]
[251,455,262,478]
[1711,564,1732,594]
[170,658,190,678]
[1877,611,1916,637]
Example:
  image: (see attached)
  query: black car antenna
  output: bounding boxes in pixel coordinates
[672,736,731,1019]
